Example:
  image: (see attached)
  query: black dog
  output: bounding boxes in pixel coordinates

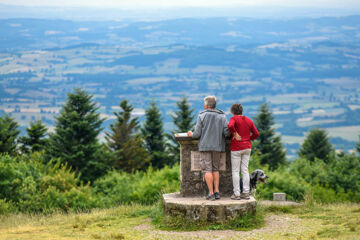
[240,169,269,194]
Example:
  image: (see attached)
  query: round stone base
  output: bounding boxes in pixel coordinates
[162,192,257,223]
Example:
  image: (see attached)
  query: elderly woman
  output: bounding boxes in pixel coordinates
[228,103,259,200]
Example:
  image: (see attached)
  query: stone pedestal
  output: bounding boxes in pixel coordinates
[175,134,233,197]
[163,193,257,223]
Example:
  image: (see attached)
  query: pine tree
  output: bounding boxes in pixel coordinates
[47,88,106,182]
[253,102,286,170]
[0,114,20,156]
[172,96,195,133]
[299,128,333,162]
[142,100,170,169]
[356,135,360,154]
[167,96,195,163]
[105,100,149,172]
[19,119,48,154]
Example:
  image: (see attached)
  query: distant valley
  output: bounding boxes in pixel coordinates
[0,16,359,158]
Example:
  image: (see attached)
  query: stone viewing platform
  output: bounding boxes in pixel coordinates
[162,133,257,223]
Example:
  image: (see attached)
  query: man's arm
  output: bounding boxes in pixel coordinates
[191,115,202,138]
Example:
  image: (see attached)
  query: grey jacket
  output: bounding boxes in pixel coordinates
[192,108,230,152]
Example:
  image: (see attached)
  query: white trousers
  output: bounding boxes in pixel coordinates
[231,149,251,195]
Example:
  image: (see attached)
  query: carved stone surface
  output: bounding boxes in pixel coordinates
[176,135,233,197]
[163,192,257,223]
[190,151,202,171]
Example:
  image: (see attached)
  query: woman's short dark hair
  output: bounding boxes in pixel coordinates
[231,104,243,115]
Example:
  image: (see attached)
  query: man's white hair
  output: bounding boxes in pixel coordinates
[204,96,217,109]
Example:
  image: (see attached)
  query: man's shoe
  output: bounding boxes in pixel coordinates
[240,193,250,200]
[231,194,241,200]
[206,194,216,201]
[214,192,220,200]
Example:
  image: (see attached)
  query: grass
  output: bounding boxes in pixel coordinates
[262,204,299,214]
[0,204,155,240]
[0,202,360,239]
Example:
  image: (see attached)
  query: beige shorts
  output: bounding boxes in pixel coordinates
[200,151,221,173]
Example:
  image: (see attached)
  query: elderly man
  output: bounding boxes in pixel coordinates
[187,96,230,201]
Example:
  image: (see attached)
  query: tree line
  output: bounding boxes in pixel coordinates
[0,89,196,183]
[1,88,359,184]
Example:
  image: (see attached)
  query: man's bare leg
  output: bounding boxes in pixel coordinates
[213,171,220,193]
[204,172,214,195]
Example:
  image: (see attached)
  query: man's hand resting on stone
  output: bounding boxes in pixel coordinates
[187,131,193,137]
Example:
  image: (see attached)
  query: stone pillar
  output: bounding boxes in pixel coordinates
[175,134,233,197]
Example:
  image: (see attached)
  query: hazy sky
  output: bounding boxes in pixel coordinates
[1,0,360,9]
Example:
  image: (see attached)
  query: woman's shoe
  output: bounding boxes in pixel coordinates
[231,194,241,200]
[240,193,250,200]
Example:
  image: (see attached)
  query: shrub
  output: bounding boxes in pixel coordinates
[255,167,308,201]
[290,154,360,203]
[0,152,100,213]
[0,199,15,215]
[250,154,307,201]
[290,157,329,186]
[92,170,135,206]
[93,165,180,205]
[254,153,360,203]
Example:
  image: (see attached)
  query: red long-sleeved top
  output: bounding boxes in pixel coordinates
[228,115,259,151]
